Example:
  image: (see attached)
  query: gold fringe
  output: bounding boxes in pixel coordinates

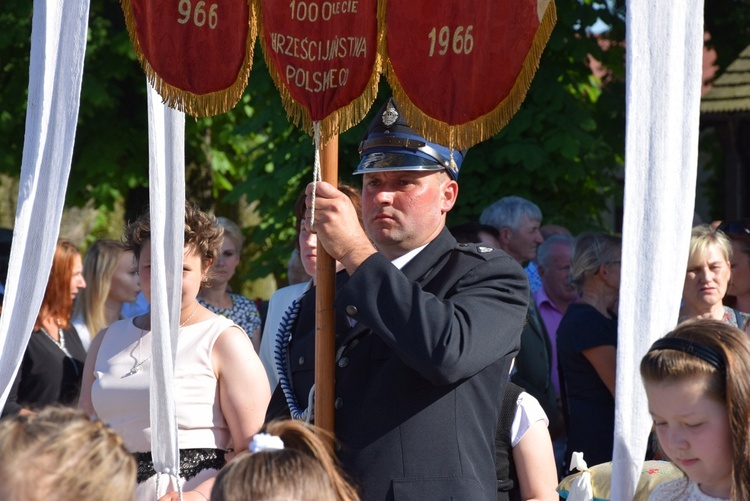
[255,0,384,145]
[385,0,558,151]
[120,0,257,118]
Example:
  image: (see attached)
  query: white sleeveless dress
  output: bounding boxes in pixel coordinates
[92,316,240,500]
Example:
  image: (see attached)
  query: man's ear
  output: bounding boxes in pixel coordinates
[499,227,513,247]
[440,178,459,213]
[537,265,546,280]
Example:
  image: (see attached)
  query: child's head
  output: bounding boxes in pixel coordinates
[640,319,750,500]
[0,406,136,501]
[212,419,359,501]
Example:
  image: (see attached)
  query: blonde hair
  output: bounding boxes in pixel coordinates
[569,232,621,294]
[688,224,732,265]
[72,240,127,338]
[641,320,750,501]
[0,407,136,501]
[212,419,359,501]
[217,217,243,250]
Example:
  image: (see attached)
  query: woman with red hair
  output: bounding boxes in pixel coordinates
[2,239,87,417]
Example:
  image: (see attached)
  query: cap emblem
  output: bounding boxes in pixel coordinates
[382,104,399,127]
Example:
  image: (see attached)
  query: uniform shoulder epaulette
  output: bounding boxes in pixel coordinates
[454,242,502,261]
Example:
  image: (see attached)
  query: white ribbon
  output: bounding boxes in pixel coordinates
[567,452,593,501]
[248,433,285,453]
[0,0,90,410]
[612,0,704,498]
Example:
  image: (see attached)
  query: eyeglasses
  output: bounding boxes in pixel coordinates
[717,220,750,237]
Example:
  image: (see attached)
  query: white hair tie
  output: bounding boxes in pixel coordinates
[248,433,285,453]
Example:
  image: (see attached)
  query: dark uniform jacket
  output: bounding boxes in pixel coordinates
[510,301,562,434]
[267,228,529,500]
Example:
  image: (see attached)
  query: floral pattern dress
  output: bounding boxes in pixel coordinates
[198,293,261,338]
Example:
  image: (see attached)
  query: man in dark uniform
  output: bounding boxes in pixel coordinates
[267,98,529,500]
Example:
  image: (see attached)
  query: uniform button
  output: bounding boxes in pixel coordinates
[298,356,305,366]
[337,357,349,368]
[349,339,359,348]
[334,397,344,409]
[335,442,342,452]
[346,305,358,316]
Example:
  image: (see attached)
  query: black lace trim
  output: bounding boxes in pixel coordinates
[134,448,226,484]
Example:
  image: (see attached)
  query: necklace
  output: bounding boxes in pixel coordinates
[122,305,201,378]
[180,302,200,327]
[123,328,149,378]
[40,319,79,375]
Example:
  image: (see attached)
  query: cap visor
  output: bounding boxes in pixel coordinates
[354,152,443,175]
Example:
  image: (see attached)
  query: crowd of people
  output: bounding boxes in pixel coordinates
[1,97,750,501]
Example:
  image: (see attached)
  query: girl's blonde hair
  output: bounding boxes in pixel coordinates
[641,319,750,500]
[0,407,136,501]
[212,419,360,501]
[72,239,128,338]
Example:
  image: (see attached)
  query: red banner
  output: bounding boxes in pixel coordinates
[386,0,556,149]
[258,0,381,142]
[122,0,256,117]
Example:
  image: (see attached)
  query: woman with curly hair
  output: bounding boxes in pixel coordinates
[79,201,270,501]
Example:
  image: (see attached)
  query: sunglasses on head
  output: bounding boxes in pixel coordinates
[717,220,750,236]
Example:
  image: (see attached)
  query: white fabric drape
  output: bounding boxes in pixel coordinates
[611,1,705,499]
[146,82,186,483]
[0,0,90,409]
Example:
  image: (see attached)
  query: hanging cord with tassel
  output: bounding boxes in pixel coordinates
[309,121,323,233]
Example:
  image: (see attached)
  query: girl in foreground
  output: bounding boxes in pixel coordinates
[641,319,750,500]
[211,419,359,501]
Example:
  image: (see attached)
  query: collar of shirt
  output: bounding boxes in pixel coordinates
[534,285,562,313]
[391,243,429,270]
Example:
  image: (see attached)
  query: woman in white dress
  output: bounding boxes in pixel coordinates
[79,201,271,501]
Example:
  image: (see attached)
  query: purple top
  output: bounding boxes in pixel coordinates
[534,286,563,395]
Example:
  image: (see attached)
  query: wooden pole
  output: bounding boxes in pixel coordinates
[314,134,338,434]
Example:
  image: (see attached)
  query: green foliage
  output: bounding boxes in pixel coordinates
[0,0,33,174]
[444,0,627,231]
[229,0,631,283]
[705,1,750,72]
[5,0,744,286]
